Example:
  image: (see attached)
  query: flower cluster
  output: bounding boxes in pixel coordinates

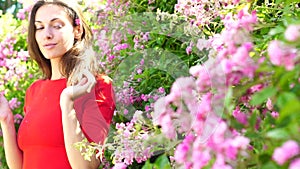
[107,111,155,167]
[272,140,300,166]
[267,24,300,71]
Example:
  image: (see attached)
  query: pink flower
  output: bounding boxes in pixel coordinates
[14,114,23,124]
[272,140,300,165]
[190,65,212,92]
[225,144,238,160]
[136,68,143,74]
[285,25,300,42]
[232,107,248,125]
[16,9,26,20]
[145,105,150,112]
[174,142,190,163]
[266,98,273,110]
[113,43,129,51]
[123,109,128,115]
[9,98,20,110]
[174,134,194,163]
[112,162,127,169]
[148,0,155,5]
[289,158,300,169]
[196,38,209,51]
[212,154,232,169]
[268,40,297,70]
[192,150,211,168]
[271,111,279,118]
[186,46,192,55]
[108,55,115,62]
[75,18,80,26]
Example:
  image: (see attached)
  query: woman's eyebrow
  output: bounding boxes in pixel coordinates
[35,18,60,23]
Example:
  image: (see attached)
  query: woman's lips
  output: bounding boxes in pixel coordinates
[43,43,57,49]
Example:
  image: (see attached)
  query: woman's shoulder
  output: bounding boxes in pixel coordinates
[95,74,113,85]
[27,79,44,90]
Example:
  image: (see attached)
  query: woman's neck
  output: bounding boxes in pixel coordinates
[50,58,64,80]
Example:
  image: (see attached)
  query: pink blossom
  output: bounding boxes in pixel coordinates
[142,32,150,41]
[132,110,143,123]
[271,111,279,118]
[190,65,212,92]
[231,136,250,150]
[221,59,234,74]
[145,105,150,112]
[273,140,300,165]
[212,154,232,169]
[159,113,176,139]
[16,9,26,20]
[140,59,144,65]
[14,114,23,124]
[112,162,127,169]
[268,40,297,70]
[158,87,165,93]
[186,46,192,55]
[248,84,264,94]
[289,158,300,169]
[116,123,125,130]
[123,109,128,115]
[113,43,129,51]
[192,149,211,169]
[211,121,227,145]
[196,38,209,51]
[285,25,300,42]
[140,94,148,101]
[108,55,115,62]
[174,142,190,163]
[137,68,143,74]
[174,134,194,163]
[9,98,20,110]
[266,98,273,110]
[225,144,238,160]
[232,107,248,125]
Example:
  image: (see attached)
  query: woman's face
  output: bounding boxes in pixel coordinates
[34,4,77,60]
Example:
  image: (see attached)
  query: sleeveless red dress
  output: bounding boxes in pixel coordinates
[17,75,115,169]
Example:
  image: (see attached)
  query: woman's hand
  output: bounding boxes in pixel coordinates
[0,94,13,124]
[60,70,96,102]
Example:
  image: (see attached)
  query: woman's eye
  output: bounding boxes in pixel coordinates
[53,24,62,29]
[36,26,44,30]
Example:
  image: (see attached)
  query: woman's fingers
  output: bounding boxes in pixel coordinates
[0,94,11,122]
[81,70,96,93]
[61,70,96,101]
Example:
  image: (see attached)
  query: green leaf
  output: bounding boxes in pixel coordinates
[250,87,277,106]
[279,99,300,121]
[154,154,171,169]
[261,161,279,169]
[142,160,154,169]
[276,92,298,109]
[259,154,272,164]
[268,26,285,36]
[266,128,289,140]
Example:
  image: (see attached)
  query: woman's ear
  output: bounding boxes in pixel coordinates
[74,26,83,40]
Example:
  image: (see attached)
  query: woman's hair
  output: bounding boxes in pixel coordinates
[28,0,98,85]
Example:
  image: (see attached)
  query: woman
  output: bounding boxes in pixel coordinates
[0,0,115,169]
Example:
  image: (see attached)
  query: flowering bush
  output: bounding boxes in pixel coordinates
[1,0,300,169]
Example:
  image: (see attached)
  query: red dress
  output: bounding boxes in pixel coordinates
[17,75,115,169]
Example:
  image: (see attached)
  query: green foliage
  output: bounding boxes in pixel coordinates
[142,154,171,169]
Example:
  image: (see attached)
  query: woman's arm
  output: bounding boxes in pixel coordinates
[0,95,23,169]
[60,97,100,169]
[60,70,101,169]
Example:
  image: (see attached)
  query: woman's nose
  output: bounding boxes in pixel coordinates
[44,27,53,39]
